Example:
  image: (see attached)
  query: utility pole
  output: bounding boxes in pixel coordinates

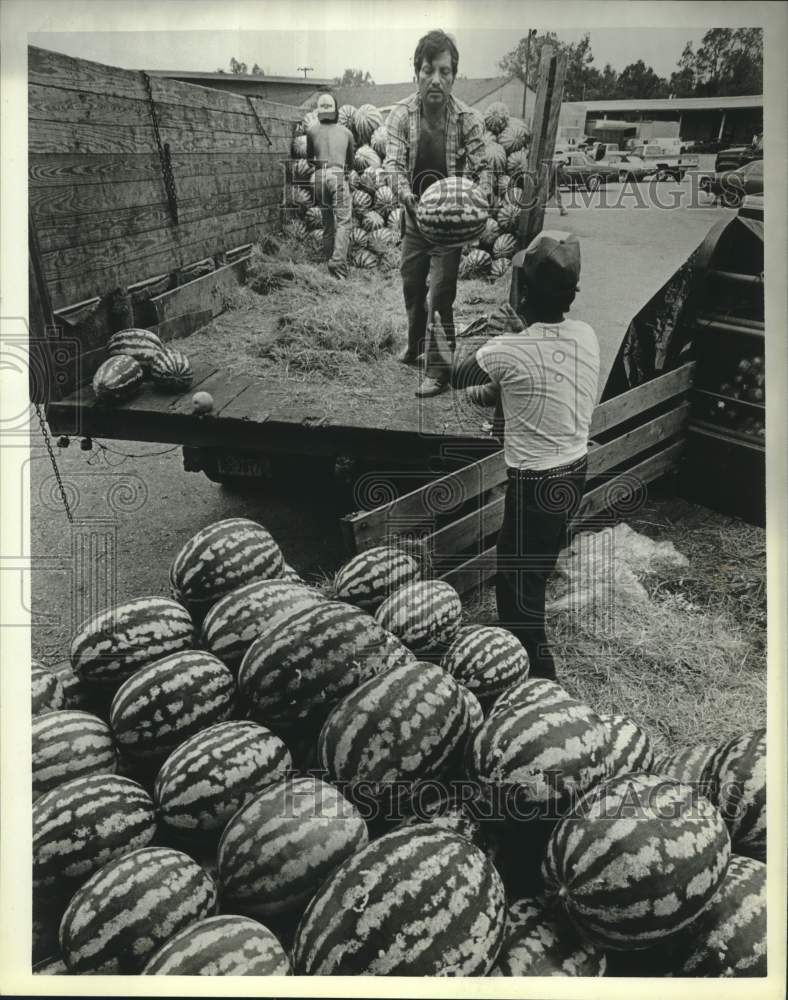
[522,29,536,122]
[297,66,314,79]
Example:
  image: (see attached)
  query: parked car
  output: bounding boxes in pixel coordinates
[556,151,621,190]
[699,159,763,207]
[603,152,652,181]
[715,133,763,173]
[629,143,698,180]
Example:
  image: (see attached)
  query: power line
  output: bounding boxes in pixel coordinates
[297,66,314,79]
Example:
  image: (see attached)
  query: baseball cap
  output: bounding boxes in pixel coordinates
[512,230,581,291]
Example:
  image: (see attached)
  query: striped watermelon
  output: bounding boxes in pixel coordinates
[507,150,530,179]
[600,712,655,777]
[238,600,414,727]
[496,200,519,233]
[31,660,66,716]
[287,185,312,210]
[338,104,356,130]
[350,225,370,249]
[491,897,606,976]
[441,625,529,707]
[169,517,284,614]
[218,776,368,918]
[150,348,193,391]
[201,578,325,672]
[701,728,766,860]
[352,188,373,214]
[354,144,381,172]
[142,914,291,976]
[484,102,509,135]
[154,720,292,837]
[542,772,731,950]
[334,545,421,611]
[291,157,314,183]
[669,855,766,976]
[290,133,307,158]
[498,121,528,154]
[33,773,156,896]
[459,682,485,735]
[361,209,385,232]
[416,177,489,248]
[318,660,470,792]
[367,227,395,256]
[387,206,403,233]
[486,141,507,173]
[59,846,217,974]
[293,826,506,975]
[470,687,609,811]
[105,328,163,372]
[351,248,378,270]
[48,659,89,710]
[284,218,308,241]
[70,595,193,690]
[652,742,717,786]
[374,184,396,213]
[490,257,512,280]
[109,650,235,761]
[488,675,566,718]
[492,233,517,259]
[353,103,383,145]
[306,228,325,254]
[478,217,500,249]
[304,205,323,230]
[370,124,388,158]
[92,355,144,403]
[395,781,493,857]
[375,579,462,653]
[464,247,493,276]
[32,710,116,800]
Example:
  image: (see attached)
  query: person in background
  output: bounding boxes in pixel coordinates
[385,29,492,397]
[306,89,355,279]
[431,231,600,679]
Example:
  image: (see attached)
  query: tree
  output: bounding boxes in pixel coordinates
[251,63,265,76]
[333,68,375,86]
[498,31,562,83]
[670,29,762,96]
[616,60,670,99]
[499,32,613,102]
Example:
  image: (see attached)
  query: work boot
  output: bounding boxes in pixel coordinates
[415,376,449,398]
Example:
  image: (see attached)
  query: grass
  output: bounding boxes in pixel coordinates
[462,495,767,757]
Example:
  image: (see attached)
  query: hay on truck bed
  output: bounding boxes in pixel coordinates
[174,238,504,433]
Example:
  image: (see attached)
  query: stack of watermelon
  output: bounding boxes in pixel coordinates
[30,518,768,978]
[91,327,195,405]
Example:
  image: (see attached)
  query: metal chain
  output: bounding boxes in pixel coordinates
[141,71,179,224]
[34,403,74,523]
[246,95,273,147]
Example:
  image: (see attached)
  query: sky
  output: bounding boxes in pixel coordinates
[29,26,710,84]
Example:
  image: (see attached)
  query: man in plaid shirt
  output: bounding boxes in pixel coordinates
[385,29,492,397]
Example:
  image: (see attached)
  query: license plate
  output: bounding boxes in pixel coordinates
[216,454,268,478]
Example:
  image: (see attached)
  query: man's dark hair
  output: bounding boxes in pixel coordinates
[519,284,577,320]
[315,87,339,123]
[414,30,459,78]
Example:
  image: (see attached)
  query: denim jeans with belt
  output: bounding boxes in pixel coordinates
[495,456,587,679]
[313,167,351,266]
[400,211,462,379]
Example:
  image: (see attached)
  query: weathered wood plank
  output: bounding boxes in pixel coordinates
[28,46,302,122]
[43,207,281,310]
[29,120,288,156]
[30,151,289,189]
[424,405,690,566]
[591,363,695,435]
[28,82,295,141]
[169,370,260,418]
[121,363,218,414]
[35,184,284,253]
[41,201,279,286]
[441,440,686,595]
[150,257,250,326]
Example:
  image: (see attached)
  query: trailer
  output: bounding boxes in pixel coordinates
[30,46,766,596]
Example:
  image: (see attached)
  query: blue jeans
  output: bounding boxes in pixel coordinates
[400,211,462,380]
[313,167,351,266]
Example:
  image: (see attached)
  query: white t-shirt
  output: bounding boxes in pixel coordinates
[476,319,600,471]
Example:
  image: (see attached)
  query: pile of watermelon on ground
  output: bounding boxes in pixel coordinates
[31,509,767,978]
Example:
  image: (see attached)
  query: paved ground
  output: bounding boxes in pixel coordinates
[30,183,736,662]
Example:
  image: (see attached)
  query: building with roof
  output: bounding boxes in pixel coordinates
[571,95,763,145]
[147,70,335,106]
[302,76,536,119]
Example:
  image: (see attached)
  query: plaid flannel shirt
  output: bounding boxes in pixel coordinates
[384,92,492,204]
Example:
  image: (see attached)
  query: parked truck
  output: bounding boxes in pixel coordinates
[628,142,699,181]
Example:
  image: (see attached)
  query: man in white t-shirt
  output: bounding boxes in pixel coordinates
[434,231,600,678]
